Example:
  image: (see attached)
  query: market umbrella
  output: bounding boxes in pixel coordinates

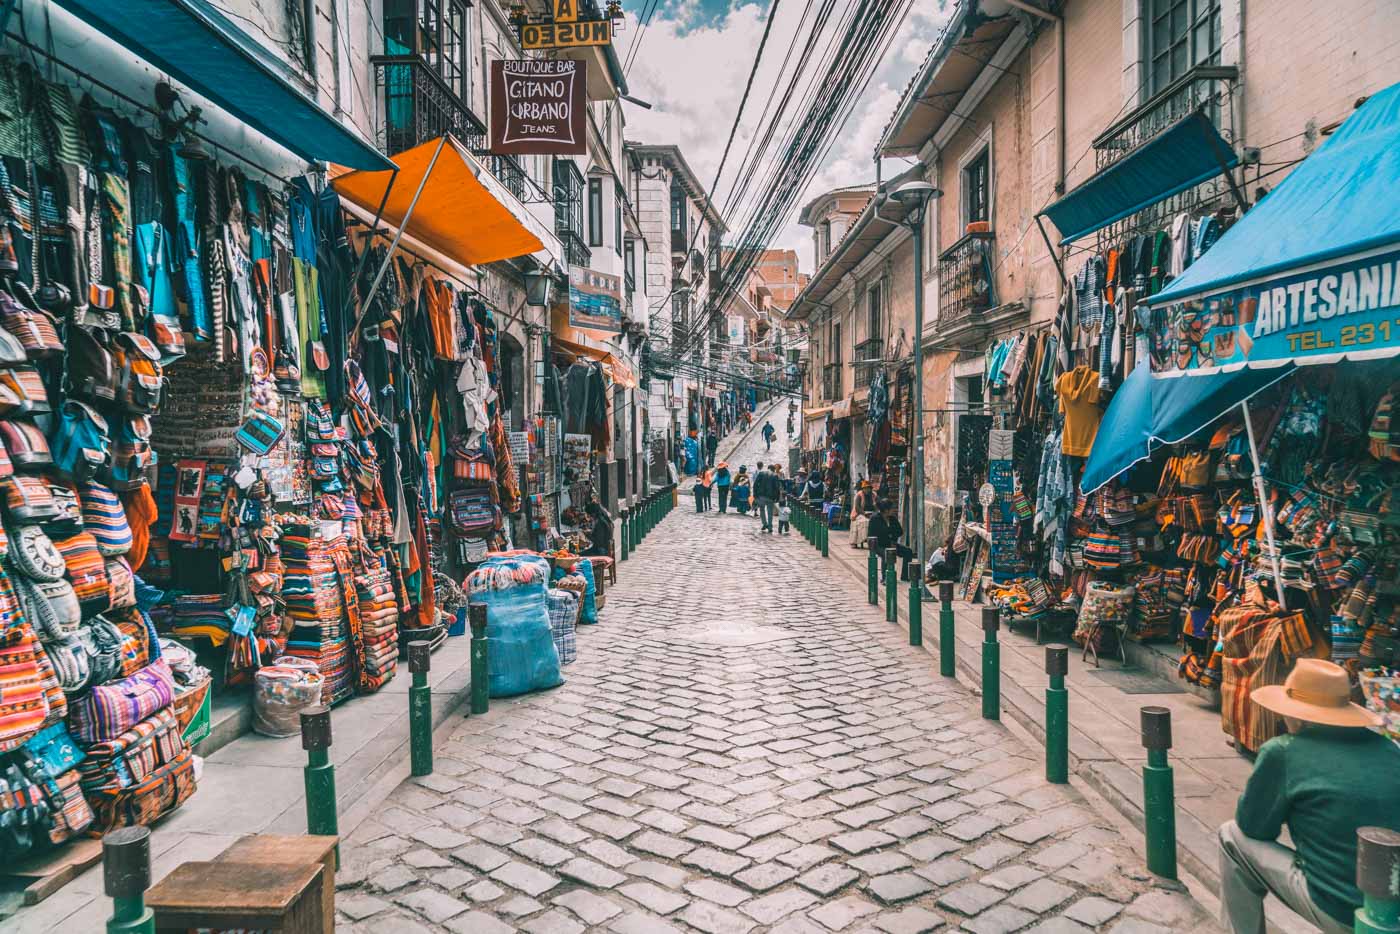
[1082,363,1294,495]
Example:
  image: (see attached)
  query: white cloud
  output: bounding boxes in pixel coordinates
[620,1,951,274]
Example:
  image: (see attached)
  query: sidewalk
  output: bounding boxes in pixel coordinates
[819,533,1251,897]
[5,637,478,932]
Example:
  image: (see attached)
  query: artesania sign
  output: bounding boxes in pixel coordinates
[490,60,587,155]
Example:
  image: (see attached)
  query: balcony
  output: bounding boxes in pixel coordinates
[558,230,591,268]
[372,55,549,203]
[853,337,883,390]
[671,226,688,255]
[822,363,843,402]
[1093,65,1238,173]
[938,231,996,325]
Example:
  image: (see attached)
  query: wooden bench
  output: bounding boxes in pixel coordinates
[145,834,337,933]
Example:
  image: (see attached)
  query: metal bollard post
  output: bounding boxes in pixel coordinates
[884,548,898,622]
[982,607,1000,720]
[104,826,154,934]
[300,706,339,866]
[619,509,630,561]
[631,503,641,549]
[938,582,956,678]
[408,641,433,777]
[1045,646,1069,783]
[469,603,490,715]
[1140,706,1178,880]
[820,514,829,558]
[1355,827,1400,934]
[908,570,922,646]
[867,538,879,605]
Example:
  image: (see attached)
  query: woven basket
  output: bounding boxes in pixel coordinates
[172,676,211,732]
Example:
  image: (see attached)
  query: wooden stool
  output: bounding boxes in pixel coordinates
[146,834,337,933]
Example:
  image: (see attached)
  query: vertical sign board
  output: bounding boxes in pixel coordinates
[490,60,587,156]
[568,267,623,333]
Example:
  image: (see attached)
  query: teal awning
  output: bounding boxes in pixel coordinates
[1040,111,1238,246]
[54,0,393,170]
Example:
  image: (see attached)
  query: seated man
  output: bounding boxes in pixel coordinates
[866,499,914,579]
[1219,658,1400,934]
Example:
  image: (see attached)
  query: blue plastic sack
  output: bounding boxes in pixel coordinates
[469,556,563,698]
[575,559,598,625]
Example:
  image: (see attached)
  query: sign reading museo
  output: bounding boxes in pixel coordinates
[568,266,623,333]
[490,60,586,155]
[1151,248,1400,374]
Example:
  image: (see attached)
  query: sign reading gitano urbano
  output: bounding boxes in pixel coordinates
[490,60,587,155]
[1151,247,1400,375]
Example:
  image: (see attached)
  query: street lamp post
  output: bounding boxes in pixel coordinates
[889,180,941,593]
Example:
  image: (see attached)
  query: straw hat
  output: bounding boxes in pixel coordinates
[1251,658,1379,728]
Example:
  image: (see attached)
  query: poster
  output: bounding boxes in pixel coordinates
[568,266,623,333]
[489,60,587,156]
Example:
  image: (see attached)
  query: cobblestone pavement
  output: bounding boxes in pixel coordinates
[336,426,1219,933]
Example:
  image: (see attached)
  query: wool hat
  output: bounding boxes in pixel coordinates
[79,481,132,557]
[1252,658,1379,728]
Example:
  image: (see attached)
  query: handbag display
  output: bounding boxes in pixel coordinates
[0,288,63,358]
[0,420,52,470]
[10,524,68,582]
[44,482,83,536]
[109,416,155,491]
[112,332,166,415]
[447,486,500,536]
[67,325,118,402]
[51,400,112,482]
[4,475,58,522]
[67,658,175,744]
[105,557,136,609]
[52,530,110,615]
[235,410,285,455]
[20,721,85,778]
[77,706,195,831]
[0,365,48,415]
[80,481,132,556]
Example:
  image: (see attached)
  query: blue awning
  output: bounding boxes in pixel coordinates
[1150,80,1400,309]
[54,0,393,171]
[1082,363,1293,493]
[1040,111,1238,246]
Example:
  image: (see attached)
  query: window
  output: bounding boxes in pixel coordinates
[670,187,685,233]
[866,282,882,342]
[624,239,636,284]
[1147,0,1222,96]
[830,318,842,365]
[964,148,990,226]
[383,0,470,100]
[553,160,584,241]
[615,182,624,252]
[587,177,603,248]
[819,220,832,260]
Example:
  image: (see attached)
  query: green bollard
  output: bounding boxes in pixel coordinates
[884,548,898,623]
[300,705,340,867]
[630,504,641,550]
[1141,706,1178,880]
[104,826,155,934]
[408,641,433,777]
[469,603,490,715]
[982,607,1000,720]
[820,514,829,558]
[867,538,879,605]
[1045,645,1069,784]
[1355,827,1400,934]
[938,581,956,677]
[908,572,922,646]
[619,509,630,561]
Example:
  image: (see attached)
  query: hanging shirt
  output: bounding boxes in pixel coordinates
[1057,365,1104,457]
[1168,213,1192,278]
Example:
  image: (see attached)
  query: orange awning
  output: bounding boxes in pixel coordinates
[332,136,544,267]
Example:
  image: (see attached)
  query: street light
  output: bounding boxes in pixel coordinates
[524,267,555,309]
[889,179,942,590]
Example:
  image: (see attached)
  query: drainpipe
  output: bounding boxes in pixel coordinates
[1002,0,1065,296]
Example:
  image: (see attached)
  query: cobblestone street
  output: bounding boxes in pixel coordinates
[335,424,1218,933]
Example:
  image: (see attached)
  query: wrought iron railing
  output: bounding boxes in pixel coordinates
[938,232,995,324]
[671,227,688,254]
[853,337,882,389]
[372,55,548,203]
[558,230,591,268]
[1093,65,1238,173]
[823,363,843,402]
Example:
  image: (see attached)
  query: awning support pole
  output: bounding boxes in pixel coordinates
[1200,111,1251,215]
[1036,215,1068,288]
[1240,400,1286,609]
[353,136,447,334]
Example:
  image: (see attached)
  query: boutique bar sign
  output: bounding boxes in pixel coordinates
[489,60,587,155]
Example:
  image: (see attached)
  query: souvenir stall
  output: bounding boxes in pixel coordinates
[0,42,545,866]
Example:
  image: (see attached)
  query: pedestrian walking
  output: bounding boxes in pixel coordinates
[762,420,776,451]
[705,430,718,467]
[732,466,752,515]
[715,462,732,514]
[694,466,714,513]
[753,462,780,532]
[777,502,791,535]
[1217,658,1400,934]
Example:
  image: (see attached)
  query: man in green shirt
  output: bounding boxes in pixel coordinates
[1220,658,1400,934]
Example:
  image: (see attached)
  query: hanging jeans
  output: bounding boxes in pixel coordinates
[168,151,209,340]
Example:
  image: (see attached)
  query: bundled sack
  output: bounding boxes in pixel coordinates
[466,554,563,697]
[78,706,194,831]
[67,658,175,744]
[252,656,323,737]
[545,588,578,665]
[573,558,599,625]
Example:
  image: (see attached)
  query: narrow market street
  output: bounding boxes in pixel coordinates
[335,422,1218,933]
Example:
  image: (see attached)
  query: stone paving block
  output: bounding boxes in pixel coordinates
[776,842,839,870]
[965,840,1022,870]
[831,829,898,854]
[796,862,860,896]
[685,824,751,850]
[553,889,625,925]
[369,865,418,893]
[847,851,912,875]
[733,861,800,892]
[871,906,944,933]
[1063,896,1123,927]
[963,904,1038,933]
[464,879,506,902]
[558,856,628,889]
[682,846,753,876]
[580,812,643,840]
[520,908,586,934]
[631,829,696,859]
[682,901,759,934]
[808,894,880,931]
[609,910,687,934]
[444,910,516,934]
[395,888,470,923]
[785,818,843,842]
[866,871,935,905]
[982,863,1045,891]
[628,859,691,888]
[684,877,751,907]
[937,882,1005,916]
[1010,878,1077,914]
[619,880,690,915]
[742,887,820,924]
[914,857,975,887]
[489,860,561,897]
[338,892,391,921]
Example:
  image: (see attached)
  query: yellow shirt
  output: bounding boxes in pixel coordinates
[1057,366,1103,457]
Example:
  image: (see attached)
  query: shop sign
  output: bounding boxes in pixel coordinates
[568,266,623,333]
[831,397,852,419]
[1150,248,1400,375]
[703,387,720,400]
[727,315,744,344]
[520,17,612,50]
[489,60,587,156]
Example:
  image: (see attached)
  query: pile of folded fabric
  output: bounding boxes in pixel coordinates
[280,524,354,705]
[353,556,399,692]
[169,594,230,646]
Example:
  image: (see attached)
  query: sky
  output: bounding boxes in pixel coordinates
[617,0,953,274]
